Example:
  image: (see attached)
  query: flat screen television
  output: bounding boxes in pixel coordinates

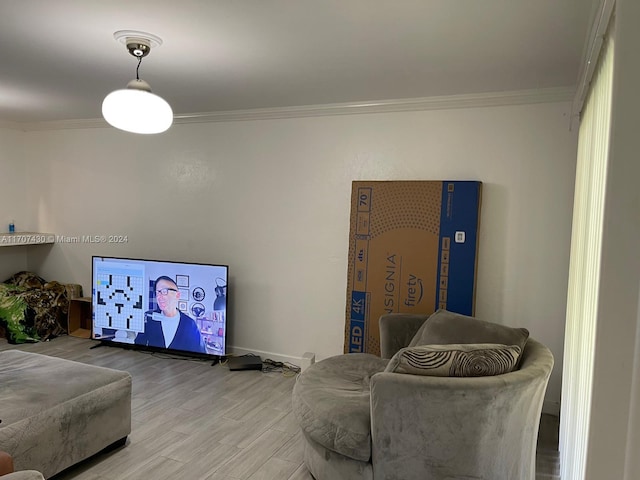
[91,256,228,358]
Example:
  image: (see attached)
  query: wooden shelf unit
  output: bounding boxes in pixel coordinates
[68,297,92,338]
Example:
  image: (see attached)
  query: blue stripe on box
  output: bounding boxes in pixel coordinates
[435,181,481,315]
[349,290,367,352]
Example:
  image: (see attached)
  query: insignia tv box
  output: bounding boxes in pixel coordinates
[344,180,482,356]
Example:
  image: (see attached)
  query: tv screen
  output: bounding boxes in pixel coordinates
[91,256,228,357]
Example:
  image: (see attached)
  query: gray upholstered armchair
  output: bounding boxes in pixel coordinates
[292,310,554,480]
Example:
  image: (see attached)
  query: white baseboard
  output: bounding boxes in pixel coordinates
[227,345,315,372]
[543,400,561,417]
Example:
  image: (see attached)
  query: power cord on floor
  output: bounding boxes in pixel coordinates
[216,352,301,376]
[262,358,301,376]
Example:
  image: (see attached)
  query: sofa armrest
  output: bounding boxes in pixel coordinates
[378,313,429,359]
[0,451,14,476]
[369,341,553,480]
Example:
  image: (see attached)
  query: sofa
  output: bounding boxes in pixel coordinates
[0,350,132,478]
[292,310,554,480]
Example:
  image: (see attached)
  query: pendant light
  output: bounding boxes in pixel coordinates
[102,31,173,134]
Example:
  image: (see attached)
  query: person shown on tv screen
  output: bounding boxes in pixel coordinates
[135,275,206,353]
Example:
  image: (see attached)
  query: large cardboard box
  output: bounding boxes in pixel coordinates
[344,181,482,355]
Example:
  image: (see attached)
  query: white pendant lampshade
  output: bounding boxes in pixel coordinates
[102,79,173,134]
[103,31,173,134]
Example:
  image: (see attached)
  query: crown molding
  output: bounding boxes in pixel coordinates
[571,0,615,118]
[173,86,575,124]
[6,86,575,132]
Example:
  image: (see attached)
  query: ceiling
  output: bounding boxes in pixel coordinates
[0,0,596,125]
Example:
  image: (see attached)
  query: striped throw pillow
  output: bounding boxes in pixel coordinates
[385,343,521,377]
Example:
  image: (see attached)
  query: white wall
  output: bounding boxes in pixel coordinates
[22,101,577,408]
[585,0,640,477]
[0,128,30,279]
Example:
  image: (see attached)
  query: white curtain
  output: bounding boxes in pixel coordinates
[559,15,615,480]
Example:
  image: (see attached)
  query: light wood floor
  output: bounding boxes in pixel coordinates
[1,336,560,480]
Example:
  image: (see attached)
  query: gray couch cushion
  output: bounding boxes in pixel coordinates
[292,353,388,462]
[385,343,522,377]
[409,309,529,354]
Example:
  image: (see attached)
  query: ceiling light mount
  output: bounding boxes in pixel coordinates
[126,38,150,58]
[113,31,163,58]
